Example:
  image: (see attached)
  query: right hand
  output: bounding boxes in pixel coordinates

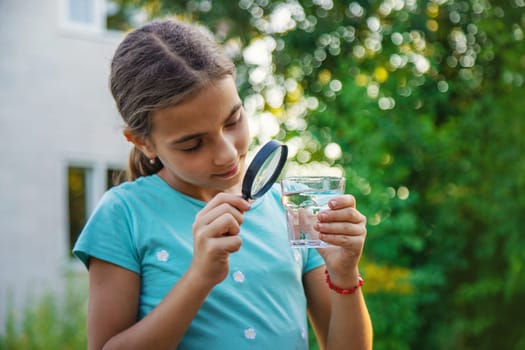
[190,193,251,287]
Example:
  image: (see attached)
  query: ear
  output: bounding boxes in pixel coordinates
[123,128,157,160]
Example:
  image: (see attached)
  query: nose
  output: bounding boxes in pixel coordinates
[213,134,237,166]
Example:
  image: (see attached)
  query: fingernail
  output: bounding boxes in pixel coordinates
[329,199,337,208]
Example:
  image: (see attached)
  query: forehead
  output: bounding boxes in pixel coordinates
[150,76,240,135]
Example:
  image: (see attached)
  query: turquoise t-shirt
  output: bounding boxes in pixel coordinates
[73,175,324,349]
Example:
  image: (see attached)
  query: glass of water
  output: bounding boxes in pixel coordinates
[281,176,345,248]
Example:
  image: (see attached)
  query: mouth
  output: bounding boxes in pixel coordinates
[214,163,240,179]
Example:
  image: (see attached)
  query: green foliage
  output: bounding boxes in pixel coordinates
[308,321,320,350]
[367,292,420,350]
[0,278,88,350]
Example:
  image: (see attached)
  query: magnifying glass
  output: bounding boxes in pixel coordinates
[242,140,288,200]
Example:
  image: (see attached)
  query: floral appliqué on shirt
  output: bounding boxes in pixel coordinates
[233,270,245,283]
[156,249,169,262]
[244,327,257,340]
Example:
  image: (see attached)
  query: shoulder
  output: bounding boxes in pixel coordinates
[109,175,159,197]
[83,175,165,227]
[102,175,163,206]
[73,176,163,271]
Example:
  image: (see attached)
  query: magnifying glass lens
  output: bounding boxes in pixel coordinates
[242,140,288,200]
[251,147,284,195]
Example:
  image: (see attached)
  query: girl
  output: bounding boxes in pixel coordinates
[73,18,372,350]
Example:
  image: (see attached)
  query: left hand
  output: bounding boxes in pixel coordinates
[314,194,367,281]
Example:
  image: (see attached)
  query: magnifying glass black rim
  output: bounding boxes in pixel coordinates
[242,140,288,200]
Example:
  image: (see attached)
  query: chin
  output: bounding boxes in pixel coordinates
[220,173,244,193]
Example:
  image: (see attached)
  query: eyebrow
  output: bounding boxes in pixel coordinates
[170,102,243,145]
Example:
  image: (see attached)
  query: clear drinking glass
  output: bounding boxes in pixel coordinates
[281,176,345,248]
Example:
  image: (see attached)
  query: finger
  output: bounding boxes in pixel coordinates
[315,221,367,237]
[196,194,250,223]
[318,207,366,224]
[208,193,252,213]
[196,202,245,227]
[202,212,242,238]
[319,232,366,248]
[195,192,250,228]
[210,235,243,253]
[327,194,356,210]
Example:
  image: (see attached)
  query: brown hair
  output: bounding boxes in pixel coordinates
[109,18,235,181]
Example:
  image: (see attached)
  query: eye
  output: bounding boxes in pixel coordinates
[180,140,203,153]
[225,112,243,128]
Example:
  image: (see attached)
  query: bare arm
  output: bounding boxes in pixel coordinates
[87,259,139,350]
[305,267,372,350]
[87,193,251,350]
[304,267,331,348]
[304,194,373,350]
[88,258,213,350]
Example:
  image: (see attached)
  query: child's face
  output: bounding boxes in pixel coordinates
[147,76,250,201]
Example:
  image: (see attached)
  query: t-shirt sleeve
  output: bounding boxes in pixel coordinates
[303,248,325,273]
[72,189,140,274]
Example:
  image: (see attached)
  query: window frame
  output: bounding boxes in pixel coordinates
[57,0,108,34]
[66,161,125,256]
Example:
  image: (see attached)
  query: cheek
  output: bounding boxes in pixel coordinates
[237,122,251,152]
[172,158,210,180]
[160,151,202,173]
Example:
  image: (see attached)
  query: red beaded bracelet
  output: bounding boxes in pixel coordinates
[324,269,364,295]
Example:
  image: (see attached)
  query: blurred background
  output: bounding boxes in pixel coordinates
[0,0,524,349]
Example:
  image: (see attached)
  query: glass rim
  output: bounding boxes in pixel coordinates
[281,176,344,181]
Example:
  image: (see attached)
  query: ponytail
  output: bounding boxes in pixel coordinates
[127,146,163,181]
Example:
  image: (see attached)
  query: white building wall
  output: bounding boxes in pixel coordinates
[0,0,130,331]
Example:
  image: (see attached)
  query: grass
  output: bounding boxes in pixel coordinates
[0,277,88,350]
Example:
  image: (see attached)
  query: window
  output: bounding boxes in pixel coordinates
[68,166,91,252]
[58,0,147,34]
[67,164,125,253]
[69,0,96,25]
[58,0,106,33]
[107,167,126,189]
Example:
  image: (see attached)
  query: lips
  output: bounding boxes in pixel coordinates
[215,164,240,178]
